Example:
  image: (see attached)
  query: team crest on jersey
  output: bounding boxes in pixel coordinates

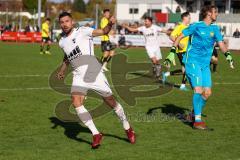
[210,32,214,37]
[72,38,76,43]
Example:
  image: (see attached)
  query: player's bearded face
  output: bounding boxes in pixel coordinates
[59,16,74,34]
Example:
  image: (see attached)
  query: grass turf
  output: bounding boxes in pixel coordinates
[0,42,240,160]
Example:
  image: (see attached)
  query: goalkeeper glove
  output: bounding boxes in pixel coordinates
[224,51,234,69]
[164,46,176,67]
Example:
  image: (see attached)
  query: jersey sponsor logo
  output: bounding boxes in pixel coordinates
[67,45,82,61]
[210,32,214,37]
[145,33,154,37]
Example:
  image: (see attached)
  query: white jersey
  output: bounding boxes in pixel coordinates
[58,26,112,97]
[59,26,95,74]
[137,24,162,48]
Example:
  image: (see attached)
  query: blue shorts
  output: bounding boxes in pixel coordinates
[185,62,212,88]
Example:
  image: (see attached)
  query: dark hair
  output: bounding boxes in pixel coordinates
[45,18,51,22]
[181,12,190,19]
[144,16,153,22]
[103,9,110,13]
[59,11,72,21]
[200,5,217,20]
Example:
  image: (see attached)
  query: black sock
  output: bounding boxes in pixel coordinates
[40,45,44,52]
[182,72,187,84]
[106,56,112,63]
[46,45,50,51]
[213,64,217,72]
[101,56,108,64]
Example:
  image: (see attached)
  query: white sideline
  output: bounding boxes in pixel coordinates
[0,82,239,91]
[0,74,49,78]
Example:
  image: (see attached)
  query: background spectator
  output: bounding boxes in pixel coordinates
[233,28,240,38]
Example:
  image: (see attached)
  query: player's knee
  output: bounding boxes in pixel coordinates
[194,87,203,94]
[151,58,158,64]
[104,51,109,57]
[71,95,84,107]
[110,51,115,56]
[203,90,212,99]
[103,95,116,108]
[211,58,218,64]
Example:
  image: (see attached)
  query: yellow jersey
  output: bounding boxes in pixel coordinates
[170,23,189,53]
[100,17,109,41]
[41,22,49,38]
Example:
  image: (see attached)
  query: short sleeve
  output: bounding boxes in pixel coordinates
[137,26,145,32]
[58,38,63,48]
[100,18,108,29]
[155,25,162,32]
[182,23,197,37]
[79,26,94,37]
[170,25,181,37]
[214,26,223,42]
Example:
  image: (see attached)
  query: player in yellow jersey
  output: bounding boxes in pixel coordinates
[40,18,51,55]
[163,12,191,91]
[100,9,115,71]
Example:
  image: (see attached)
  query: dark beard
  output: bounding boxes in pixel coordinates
[64,27,73,36]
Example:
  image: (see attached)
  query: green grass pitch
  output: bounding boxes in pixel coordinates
[0,41,240,160]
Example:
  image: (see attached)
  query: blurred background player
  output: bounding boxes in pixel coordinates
[211,44,218,72]
[122,16,169,78]
[163,12,191,91]
[40,18,51,55]
[56,12,135,149]
[100,9,115,71]
[166,5,234,130]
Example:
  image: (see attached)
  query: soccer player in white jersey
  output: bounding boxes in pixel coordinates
[122,17,169,78]
[56,12,135,149]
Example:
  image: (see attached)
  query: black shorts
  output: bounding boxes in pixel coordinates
[177,52,186,66]
[101,41,114,52]
[212,47,218,57]
[42,37,51,43]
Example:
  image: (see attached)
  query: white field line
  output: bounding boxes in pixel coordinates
[0,82,240,91]
[0,74,49,78]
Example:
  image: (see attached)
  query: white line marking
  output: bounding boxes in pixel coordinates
[0,87,51,91]
[0,74,49,78]
[0,82,239,91]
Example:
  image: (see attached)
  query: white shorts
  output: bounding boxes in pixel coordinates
[145,46,162,60]
[71,70,113,97]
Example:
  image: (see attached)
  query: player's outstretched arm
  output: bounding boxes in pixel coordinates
[92,16,116,37]
[121,23,139,33]
[57,56,69,80]
[163,33,185,67]
[218,41,234,69]
[161,29,172,35]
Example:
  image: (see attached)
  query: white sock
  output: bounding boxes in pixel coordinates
[180,84,186,88]
[165,71,170,77]
[75,105,99,135]
[114,102,130,130]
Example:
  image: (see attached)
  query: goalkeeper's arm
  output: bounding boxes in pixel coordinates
[164,34,185,67]
[218,41,234,69]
